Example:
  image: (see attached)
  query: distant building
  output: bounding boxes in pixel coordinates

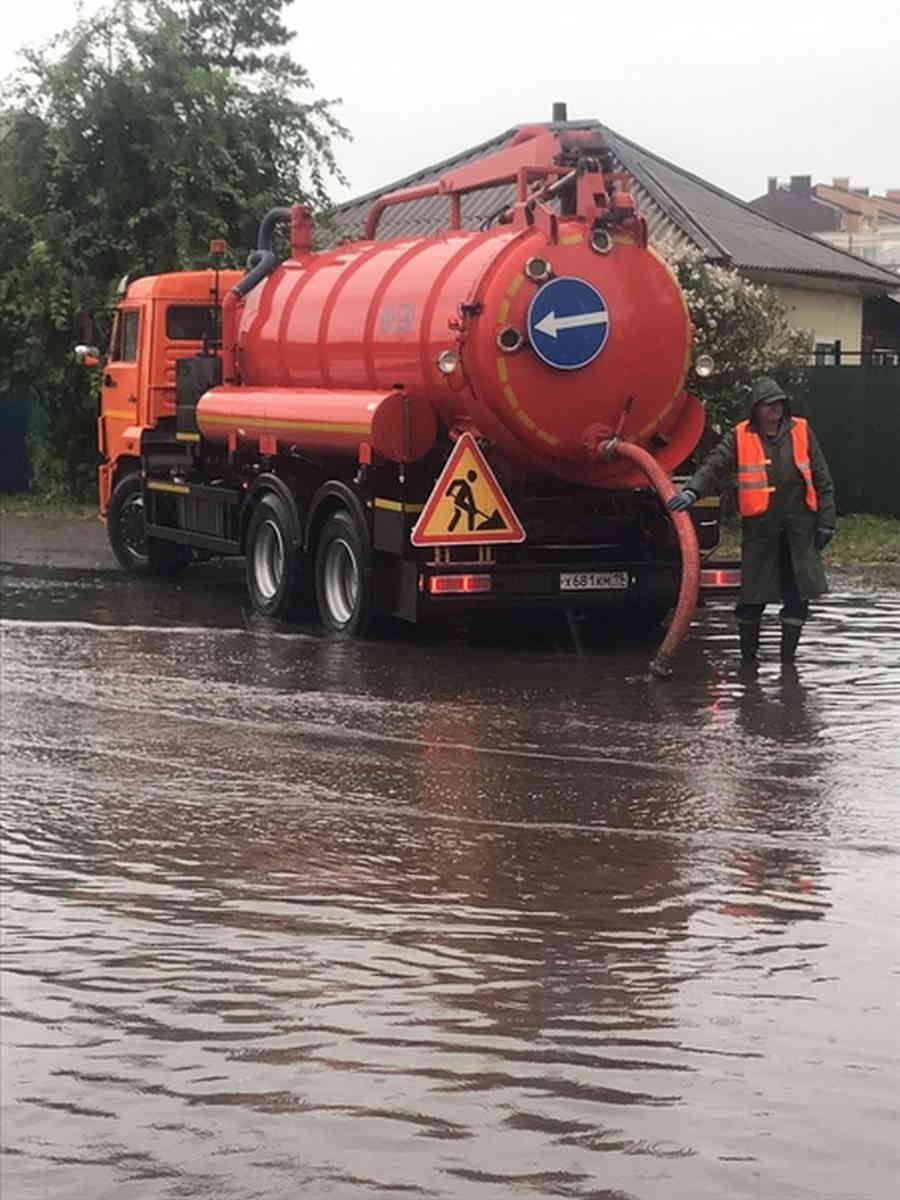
[749,175,900,274]
[330,120,900,366]
[748,176,900,362]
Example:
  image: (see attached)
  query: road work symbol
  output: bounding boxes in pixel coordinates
[527,276,610,371]
[411,433,526,547]
[446,470,505,532]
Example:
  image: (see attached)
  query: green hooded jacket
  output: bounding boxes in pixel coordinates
[685,389,837,604]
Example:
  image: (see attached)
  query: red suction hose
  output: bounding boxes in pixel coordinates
[600,438,700,677]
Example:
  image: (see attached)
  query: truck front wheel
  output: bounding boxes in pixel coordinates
[107,473,191,576]
[315,510,372,636]
[245,492,308,619]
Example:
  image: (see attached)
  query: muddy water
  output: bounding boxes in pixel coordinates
[2,564,899,1200]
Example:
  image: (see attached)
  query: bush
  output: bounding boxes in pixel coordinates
[659,242,812,453]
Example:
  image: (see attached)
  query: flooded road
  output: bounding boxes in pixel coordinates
[2,562,899,1199]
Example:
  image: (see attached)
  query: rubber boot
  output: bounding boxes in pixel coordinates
[780,622,802,663]
[738,622,761,664]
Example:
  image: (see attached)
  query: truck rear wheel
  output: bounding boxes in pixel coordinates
[107,473,191,576]
[245,492,307,619]
[315,509,372,636]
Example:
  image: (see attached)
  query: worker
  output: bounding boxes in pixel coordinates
[668,376,836,664]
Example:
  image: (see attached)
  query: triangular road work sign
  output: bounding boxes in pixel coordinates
[411,433,526,547]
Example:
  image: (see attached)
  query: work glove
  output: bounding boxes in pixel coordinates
[814,526,835,551]
[667,489,697,512]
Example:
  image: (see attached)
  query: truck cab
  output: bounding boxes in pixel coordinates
[97,270,242,514]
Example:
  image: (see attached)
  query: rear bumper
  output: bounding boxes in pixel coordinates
[411,556,741,618]
[416,559,673,615]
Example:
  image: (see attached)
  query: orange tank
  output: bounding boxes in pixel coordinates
[199,128,703,488]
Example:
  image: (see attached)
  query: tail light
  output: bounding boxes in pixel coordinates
[426,574,492,595]
[701,568,741,588]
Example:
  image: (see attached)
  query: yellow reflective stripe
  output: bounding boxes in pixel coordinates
[176,432,200,442]
[201,414,369,434]
[637,396,673,439]
[147,481,190,495]
[104,409,136,420]
[374,498,424,514]
[737,482,776,491]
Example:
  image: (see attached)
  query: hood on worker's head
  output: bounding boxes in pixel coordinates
[747,376,791,426]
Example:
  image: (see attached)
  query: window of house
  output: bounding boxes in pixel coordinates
[166,306,219,341]
[111,310,141,362]
[813,340,838,366]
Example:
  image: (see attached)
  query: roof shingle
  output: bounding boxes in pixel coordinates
[327,121,900,292]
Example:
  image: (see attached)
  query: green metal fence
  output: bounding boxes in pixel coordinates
[0,392,32,493]
[798,367,900,518]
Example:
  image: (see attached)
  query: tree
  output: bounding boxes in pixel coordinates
[0,208,97,495]
[659,241,812,451]
[0,0,348,496]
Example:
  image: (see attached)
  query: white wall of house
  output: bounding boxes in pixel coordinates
[769,284,863,357]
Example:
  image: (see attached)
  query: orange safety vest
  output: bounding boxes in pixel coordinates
[735,418,818,517]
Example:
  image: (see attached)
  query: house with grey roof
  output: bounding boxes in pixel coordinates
[748,175,900,271]
[328,117,900,364]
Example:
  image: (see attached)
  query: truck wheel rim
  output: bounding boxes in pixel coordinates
[121,494,148,562]
[254,519,285,601]
[323,537,358,626]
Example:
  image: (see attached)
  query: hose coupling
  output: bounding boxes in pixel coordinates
[582,426,620,460]
[649,654,673,680]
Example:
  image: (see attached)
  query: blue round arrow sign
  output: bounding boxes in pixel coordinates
[526,276,610,371]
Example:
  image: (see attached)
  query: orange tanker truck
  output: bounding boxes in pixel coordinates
[88,122,735,670]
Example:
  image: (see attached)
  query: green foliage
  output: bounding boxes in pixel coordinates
[0,0,348,497]
[659,242,812,450]
[709,514,900,569]
[826,514,900,565]
[0,206,98,497]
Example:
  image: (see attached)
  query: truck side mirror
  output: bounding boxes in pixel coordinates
[74,345,101,367]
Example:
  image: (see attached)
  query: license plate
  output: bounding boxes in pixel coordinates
[559,570,629,592]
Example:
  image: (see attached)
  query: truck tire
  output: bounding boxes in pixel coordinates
[245,492,307,619]
[107,473,191,576]
[315,509,373,636]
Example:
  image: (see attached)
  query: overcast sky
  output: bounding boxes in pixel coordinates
[3,0,898,205]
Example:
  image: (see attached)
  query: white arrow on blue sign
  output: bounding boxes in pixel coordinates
[526,276,611,371]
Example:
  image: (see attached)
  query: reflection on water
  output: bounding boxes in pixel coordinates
[1,568,899,1199]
